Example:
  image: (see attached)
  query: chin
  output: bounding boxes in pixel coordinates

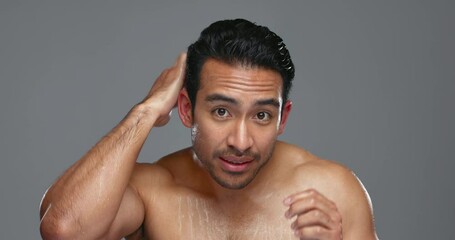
[213,174,255,190]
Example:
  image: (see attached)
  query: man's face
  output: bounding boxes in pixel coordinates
[186,59,290,189]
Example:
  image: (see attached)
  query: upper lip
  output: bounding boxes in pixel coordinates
[220,156,254,164]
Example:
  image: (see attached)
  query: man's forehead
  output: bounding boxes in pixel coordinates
[198,58,283,91]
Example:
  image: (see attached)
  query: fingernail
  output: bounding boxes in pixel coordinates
[284,210,290,218]
[283,197,292,205]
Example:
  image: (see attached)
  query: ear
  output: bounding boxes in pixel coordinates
[178,88,193,128]
[278,100,292,135]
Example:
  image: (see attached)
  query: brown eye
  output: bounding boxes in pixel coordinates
[257,112,266,119]
[256,112,271,121]
[214,108,229,118]
[217,108,226,116]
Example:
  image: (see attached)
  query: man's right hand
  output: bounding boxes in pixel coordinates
[40,52,187,240]
[141,52,187,127]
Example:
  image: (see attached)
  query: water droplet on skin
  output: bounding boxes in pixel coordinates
[191,124,198,142]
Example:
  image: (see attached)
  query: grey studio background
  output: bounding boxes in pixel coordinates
[1,1,454,239]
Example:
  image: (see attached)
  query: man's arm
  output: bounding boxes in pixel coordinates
[338,170,378,240]
[39,53,187,239]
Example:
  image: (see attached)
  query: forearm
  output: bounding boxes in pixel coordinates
[40,103,156,238]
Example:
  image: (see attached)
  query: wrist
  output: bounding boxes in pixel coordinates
[126,102,160,128]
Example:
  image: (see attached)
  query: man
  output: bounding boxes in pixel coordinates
[40,19,378,239]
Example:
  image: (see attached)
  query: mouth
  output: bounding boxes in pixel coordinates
[219,156,254,173]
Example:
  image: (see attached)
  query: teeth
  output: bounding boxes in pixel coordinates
[221,157,251,165]
[226,160,246,165]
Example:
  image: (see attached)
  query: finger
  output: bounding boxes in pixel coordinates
[166,52,187,86]
[293,225,332,239]
[151,53,186,94]
[157,52,186,84]
[177,52,187,79]
[285,190,338,219]
[291,209,333,231]
[174,52,187,70]
[284,189,329,206]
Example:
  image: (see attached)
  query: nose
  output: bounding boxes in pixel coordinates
[227,120,253,154]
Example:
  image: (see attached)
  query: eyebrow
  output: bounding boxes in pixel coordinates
[255,98,281,108]
[205,94,238,105]
[205,93,280,108]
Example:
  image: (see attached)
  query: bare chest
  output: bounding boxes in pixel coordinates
[143,193,297,240]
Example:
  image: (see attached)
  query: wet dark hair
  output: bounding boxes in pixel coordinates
[185,19,295,110]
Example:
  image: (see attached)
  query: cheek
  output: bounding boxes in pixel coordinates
[259,132,278,146]
[192,121,224,148]
[198,125,227,143]
[251,126,279,147]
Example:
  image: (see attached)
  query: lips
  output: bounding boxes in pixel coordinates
[219,156,253,172]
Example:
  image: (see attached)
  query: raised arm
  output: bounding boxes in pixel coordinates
[39,53,187,239]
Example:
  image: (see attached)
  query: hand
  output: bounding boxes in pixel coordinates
[141,52,187,127]
[284,189,343,239]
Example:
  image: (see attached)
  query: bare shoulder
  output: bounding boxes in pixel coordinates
[277,142,369,202]
[279,142,377,238]
[129,148,192,196]
[297,157,372,212]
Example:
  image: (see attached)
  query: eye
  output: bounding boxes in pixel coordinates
[255,112,271,121]
[213,108,230,118]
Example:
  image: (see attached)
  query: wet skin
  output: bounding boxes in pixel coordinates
[40,54,377,240]
[183,59,290,190]
[126,59,375,239]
